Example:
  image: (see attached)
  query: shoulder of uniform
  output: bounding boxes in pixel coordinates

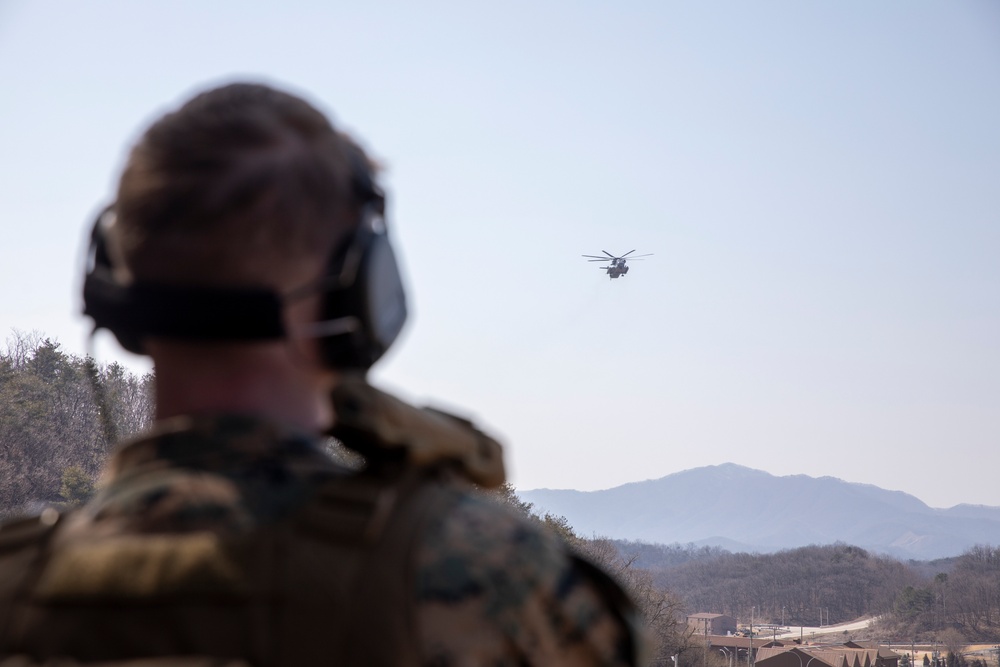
[0,508,61,554]
[415,489,575,596]
[413,491,645,665]
[567,551,650,664]
[423,487,542,538]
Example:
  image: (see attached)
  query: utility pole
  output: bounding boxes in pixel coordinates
[704,620,709,667]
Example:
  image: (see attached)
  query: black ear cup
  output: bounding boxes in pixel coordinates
[82,208,146,354]
[320,141,408,368]
[315,217,408,369]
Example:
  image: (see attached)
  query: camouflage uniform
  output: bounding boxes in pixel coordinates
[0,415,644,666]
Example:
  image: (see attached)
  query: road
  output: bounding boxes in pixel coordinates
[765,617,875,640]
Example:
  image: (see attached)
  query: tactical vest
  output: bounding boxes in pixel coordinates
[0,463,463,666]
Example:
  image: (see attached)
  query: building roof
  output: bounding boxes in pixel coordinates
[689,613,731,620]
[756,645,899,667]
[845,642,902,659]
[705,636,754,649]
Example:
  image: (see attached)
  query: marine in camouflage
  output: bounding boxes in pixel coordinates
[0,414,644,665]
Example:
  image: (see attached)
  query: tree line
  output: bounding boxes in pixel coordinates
[605,538,1000,644]
[651,542,917,627]
[1,331,154,517]
[882,545,1000,641]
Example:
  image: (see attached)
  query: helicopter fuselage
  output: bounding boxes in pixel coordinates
[606,261,629,279]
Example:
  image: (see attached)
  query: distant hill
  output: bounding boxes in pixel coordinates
[520,464,1000,560]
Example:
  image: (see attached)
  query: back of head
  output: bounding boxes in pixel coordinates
[113,82,366,291]
[84,80,407,384]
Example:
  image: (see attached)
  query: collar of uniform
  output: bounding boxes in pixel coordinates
[104,413,326,481]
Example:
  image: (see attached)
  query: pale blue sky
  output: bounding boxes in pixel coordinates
[1,1,998,508]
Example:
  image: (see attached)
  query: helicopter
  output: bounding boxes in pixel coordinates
[582,250,653,279]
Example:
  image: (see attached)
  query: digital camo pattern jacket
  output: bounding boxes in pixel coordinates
[0,415,645,666]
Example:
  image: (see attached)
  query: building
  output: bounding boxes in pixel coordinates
[755,645,901,667]
[703,634,781,666]
[688,613,738,636]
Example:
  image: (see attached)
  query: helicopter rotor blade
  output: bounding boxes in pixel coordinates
[585,251,653,262]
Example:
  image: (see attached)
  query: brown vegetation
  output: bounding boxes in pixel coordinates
[0,331,153,516]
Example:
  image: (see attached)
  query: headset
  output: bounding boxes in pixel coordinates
[81,154,408,371]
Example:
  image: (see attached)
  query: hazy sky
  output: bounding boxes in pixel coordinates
[2,1,998,509]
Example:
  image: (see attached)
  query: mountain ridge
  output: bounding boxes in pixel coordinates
[520,464,1000,560]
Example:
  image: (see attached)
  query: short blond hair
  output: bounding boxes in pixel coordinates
[113,83,370,290]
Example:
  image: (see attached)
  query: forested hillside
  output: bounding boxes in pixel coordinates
[643,542,918,626]
[608,538,1000,643]
[0,331,153,516]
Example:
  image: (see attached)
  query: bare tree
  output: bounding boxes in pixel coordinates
[1,331,155,517]
[580,538,694,665]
